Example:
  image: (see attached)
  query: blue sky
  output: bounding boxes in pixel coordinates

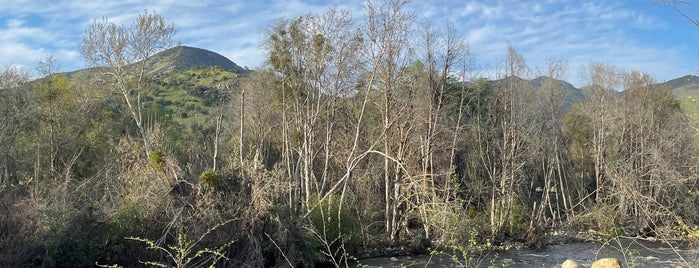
[1,0,698,86]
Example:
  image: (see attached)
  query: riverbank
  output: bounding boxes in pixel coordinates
[350,231,699,268]
[353,238,699,268]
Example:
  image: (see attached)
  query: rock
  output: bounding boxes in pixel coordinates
[591,258,620,268]
[389,257,399,262]
[561,259,580,268]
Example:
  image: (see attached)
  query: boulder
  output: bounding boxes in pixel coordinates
[591,258,620,268]
[561,259,580,268]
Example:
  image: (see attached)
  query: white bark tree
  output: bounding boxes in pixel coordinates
[79,10,174,156]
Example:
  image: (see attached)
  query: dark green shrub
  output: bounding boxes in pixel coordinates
[44,207,110,267]
[200,169,225,189]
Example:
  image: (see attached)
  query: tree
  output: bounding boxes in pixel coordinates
[266,5,364,212]
[0,65,30,186]
[402,21,471,241]
[33,56,75,179]
[580,63,621,203]
[610,71,696,232]
[363,0,415,243]
[477,45,534,239]
[526,59,572,245]
[79,9,174,156]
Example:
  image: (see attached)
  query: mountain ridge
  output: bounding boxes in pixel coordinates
[63,45,248,79]
[661,74,699,91]
[144,45,249,76]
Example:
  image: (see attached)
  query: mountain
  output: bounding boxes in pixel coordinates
[143,45,249,76]
[56,46,247,130]
[488,75,586,111]
[65,45,249,79]
[663,75,699,127]
[661,75,699,91]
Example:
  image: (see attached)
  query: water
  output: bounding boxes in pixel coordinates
[354,239,699,267]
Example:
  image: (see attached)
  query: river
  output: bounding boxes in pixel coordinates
[354,238,699,267]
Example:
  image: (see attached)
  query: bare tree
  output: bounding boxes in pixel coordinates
[79,10,174,156]
[0,66,30,186]
[265,5,363,224]
[581,63,621,203]
[34,55,67,177]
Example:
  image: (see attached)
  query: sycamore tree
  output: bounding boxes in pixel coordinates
[79,9,174,156]
[0,66,30,186]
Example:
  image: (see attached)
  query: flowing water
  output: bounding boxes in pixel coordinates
[354,239,699,267]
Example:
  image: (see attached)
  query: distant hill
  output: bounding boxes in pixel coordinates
[663,75,699,129]
[488,75,586,111]
[65,45,249,79]
[144,45,249,76]
[56,46,247,129]
[661,75,699,91]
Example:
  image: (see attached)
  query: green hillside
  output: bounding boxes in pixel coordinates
[668,75,699,130]
[62,46,243,129]
[146,66,237,128]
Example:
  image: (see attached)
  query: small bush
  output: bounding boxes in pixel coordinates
[200,169,225,189]
[507,201,529,240]
[307,195,360,263]
[148,150,165,172]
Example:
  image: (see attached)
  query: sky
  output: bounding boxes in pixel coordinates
[1,0,698,87]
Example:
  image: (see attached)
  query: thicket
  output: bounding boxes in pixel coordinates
[1,1,699,267]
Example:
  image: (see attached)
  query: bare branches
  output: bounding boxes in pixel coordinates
[656,0,699,29]
[79,10,174,156]
[0,65,29,90]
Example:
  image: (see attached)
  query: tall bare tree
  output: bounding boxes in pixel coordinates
[364,0,415,242]
[266,6,362,213]
[581,63,621,203]
[79,10,174,156]
[0,66,30,186]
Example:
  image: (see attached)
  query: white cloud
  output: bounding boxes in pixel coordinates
[0,0,695,85]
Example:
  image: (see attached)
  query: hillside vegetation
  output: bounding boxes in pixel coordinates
[1,4,699,268]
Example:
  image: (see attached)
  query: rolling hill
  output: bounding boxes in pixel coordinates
[59,45,248,129]
[661,75,699,91]
[143,45,250,76]
[664,75,699,128]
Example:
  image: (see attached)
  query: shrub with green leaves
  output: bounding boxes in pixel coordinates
[199,169,225,189]
[148,150,166,172]
[307,195,359,262]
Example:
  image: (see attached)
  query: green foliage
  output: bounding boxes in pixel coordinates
[307,195,360,262]
[199,169,225,189]
[673,219,699,246]
[44,206,111,267]
[148,150,166,172]
[5,3,699,267]
[430,229,493,268]
[35,73,73,107]
[107,203,144,242]
[127,219,235,268]
[506,201,529,239]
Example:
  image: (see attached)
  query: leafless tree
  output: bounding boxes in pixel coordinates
[0,66,30,186]
[79,10,174,156]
